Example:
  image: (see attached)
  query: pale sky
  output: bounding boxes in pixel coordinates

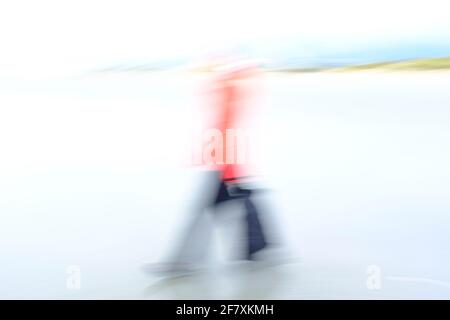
[0,0,449,77]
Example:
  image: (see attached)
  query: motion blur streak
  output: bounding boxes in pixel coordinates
[1,0,450,299]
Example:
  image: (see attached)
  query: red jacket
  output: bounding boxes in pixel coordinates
[204,68,256,183]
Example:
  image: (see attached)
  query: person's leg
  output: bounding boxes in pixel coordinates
[244,196,268,260]
[218,183,269,260]
[166,171,222,267]
[225,184,269,259]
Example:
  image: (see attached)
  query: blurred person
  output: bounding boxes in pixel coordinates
[146,58,284,276]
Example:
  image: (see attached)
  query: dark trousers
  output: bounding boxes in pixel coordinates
[172,172,268,264]
[214,180,267,259]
